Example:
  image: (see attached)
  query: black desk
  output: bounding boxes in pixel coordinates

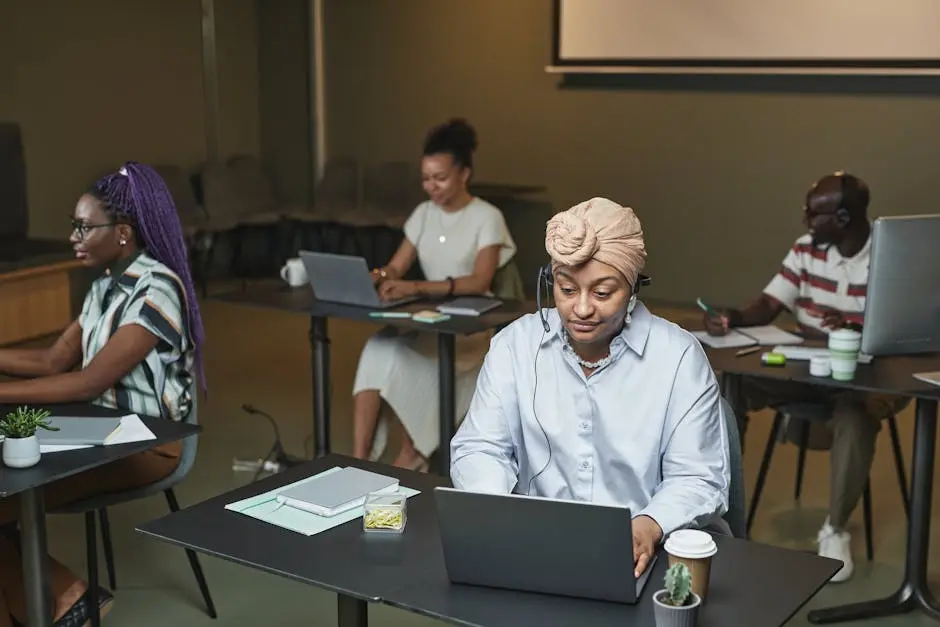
[707,348,940,624]
[0,404,200,627]
[215,285,530,469]
[138,455,448,627]
[138,455,839,627]
[384,532,837,627]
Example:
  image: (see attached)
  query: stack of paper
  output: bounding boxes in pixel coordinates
[692,325,803,349]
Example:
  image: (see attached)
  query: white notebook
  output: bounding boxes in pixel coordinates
[275,467,399,517]
[913,372,940,387]
[692,325,804,349]
[436,297,502,317]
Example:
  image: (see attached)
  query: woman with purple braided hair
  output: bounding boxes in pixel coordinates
[0,162,205,626]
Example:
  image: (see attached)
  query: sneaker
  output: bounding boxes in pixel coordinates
[817,520,854,583]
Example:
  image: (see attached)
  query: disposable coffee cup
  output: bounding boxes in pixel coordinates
[663,529,717,602]
[828,328,861,382]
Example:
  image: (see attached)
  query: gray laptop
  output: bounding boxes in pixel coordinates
[36,416,122,446]
[299,251,420,309]
[434,487,657,604]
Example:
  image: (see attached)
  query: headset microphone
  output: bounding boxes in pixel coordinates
[536,264,553,333]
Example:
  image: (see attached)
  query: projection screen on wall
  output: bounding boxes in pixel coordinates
[553,0,940,73]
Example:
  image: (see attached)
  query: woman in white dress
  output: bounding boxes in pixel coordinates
[352,119,517,471]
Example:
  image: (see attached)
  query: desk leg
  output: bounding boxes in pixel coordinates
[21,488,52,627]
[337,594,367,627]
[437,333,456,474]
[808,398,940,624]
[310,315,331,457]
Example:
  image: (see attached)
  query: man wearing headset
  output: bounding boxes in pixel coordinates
[451,198,731,579]
[702,172,906,583]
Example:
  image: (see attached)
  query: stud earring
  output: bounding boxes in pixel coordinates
[119,238,127,247]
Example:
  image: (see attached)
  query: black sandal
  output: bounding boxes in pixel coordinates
[12,587,113,627]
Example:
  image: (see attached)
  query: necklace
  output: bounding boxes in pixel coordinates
[563,331,612,369]
[435,201,470,244]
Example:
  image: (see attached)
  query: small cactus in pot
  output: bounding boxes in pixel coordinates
[653,562,701,627]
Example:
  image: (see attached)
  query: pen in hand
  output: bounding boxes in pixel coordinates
[696,298,729,332]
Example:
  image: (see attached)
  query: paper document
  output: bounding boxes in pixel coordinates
[226,466,421,536]
[691,330,757,349]
[913,372,940,387]
[40,414,156,453]
[692,325,803,349]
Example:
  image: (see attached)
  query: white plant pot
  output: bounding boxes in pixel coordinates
[3,435,41,468]
[653,589,701,627]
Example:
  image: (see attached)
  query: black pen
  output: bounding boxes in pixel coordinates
[735,346,761,358]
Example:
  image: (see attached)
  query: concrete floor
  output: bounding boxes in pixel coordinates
[35,287,940,626]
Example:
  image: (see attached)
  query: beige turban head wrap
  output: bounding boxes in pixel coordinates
[544,197,647,289]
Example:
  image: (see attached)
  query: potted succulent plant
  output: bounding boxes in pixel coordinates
[0,406,57,468]
[653,562,701,627]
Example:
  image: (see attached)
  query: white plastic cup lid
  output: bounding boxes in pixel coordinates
[829,328,861,341]
[663,529,718,559]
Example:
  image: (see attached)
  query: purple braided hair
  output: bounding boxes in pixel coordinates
[91,162,207,392]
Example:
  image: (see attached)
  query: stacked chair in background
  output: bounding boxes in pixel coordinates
[160,155,422,295]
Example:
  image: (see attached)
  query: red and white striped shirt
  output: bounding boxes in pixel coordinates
[763,233,870,332]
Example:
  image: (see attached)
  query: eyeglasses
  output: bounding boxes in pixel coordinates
[70,218,115,240]
[802,205,837,222]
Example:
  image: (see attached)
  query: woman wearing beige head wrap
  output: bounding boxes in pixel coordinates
[542,197,649,365]
[451,197,731,578]
[545,197,647,290]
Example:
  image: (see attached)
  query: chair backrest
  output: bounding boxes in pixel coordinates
[720,396,747,538]
[226,155,279,216]
[153,164,205,225]
[169,379,201,483]
[492,258,526,301]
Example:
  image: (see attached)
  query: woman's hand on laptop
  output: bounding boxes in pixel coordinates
[379,279,419,301]
[632,515,664,578]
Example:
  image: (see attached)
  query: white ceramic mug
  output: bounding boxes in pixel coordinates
[280,258,308,287]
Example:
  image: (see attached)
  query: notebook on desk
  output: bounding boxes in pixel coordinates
[36,416,123,446]
[692,325,803,349]
[436,297,502,317]
[275,466,399,517]
[913,372,940,387]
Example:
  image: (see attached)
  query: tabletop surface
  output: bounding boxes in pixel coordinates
[707,344,940,401]
[0,404,200,498]
[138,455,449,602]
[215,285,533,336]
[138,456,839,626]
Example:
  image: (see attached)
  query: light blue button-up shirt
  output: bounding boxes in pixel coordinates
[450,302,730,537]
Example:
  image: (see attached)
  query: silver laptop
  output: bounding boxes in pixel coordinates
[861,214,940,356]
[434,487,657,604]
[299,251,420,309]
